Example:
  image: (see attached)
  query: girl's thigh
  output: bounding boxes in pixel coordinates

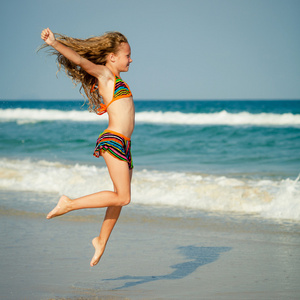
[101,151,131,195]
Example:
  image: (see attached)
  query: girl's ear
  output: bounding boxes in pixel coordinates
[108,53,116,63]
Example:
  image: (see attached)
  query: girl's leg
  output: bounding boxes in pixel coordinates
[90,206,121,266]
[47,151,132,219]
[90,165,133,267]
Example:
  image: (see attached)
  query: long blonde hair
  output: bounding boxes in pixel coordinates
[39,31,128,112]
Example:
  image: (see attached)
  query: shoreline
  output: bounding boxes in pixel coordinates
[1,205,299,300]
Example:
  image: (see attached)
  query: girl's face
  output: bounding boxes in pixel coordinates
[113,43,132,72]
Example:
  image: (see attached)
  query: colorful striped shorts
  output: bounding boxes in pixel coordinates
[93,130,133,169]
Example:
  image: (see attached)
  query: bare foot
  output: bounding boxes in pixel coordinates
[47,195,71,219]
[90,237,106,267]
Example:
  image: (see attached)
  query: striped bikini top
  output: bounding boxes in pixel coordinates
[91,74,132,115]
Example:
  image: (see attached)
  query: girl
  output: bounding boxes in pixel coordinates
[40,28,134,267]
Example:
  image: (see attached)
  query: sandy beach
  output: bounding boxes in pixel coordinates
[1,197,299,300]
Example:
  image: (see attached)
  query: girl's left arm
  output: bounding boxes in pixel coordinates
[41,28,105,78]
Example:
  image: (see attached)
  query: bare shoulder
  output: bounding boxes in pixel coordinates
[97,67,115,86]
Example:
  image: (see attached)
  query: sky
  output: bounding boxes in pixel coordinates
[1,0,299,101]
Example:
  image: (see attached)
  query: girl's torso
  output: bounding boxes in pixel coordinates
[95,74,135,138]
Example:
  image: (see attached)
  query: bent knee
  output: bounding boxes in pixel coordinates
[119,194,131,206]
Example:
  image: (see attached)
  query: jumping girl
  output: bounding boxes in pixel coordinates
[40,28,134,267]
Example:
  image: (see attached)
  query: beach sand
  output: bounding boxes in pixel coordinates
[1,203,300,300]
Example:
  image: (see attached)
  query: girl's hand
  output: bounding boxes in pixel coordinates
[41,28,56,46]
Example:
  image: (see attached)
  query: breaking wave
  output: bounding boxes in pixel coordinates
[1,158,299,221]
[1,108,300,126]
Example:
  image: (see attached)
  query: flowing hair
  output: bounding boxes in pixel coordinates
[39,31,128,112]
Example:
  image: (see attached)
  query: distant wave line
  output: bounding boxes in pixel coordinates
[0,108,300,126]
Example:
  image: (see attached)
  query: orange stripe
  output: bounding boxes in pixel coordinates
[103,130,131,141]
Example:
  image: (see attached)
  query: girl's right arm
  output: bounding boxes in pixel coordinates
[41,28,105,79]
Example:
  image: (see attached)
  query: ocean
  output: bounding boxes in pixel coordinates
[0,99,300,222]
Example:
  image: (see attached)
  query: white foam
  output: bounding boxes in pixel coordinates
[135,110,300,126]
[1,108,300,126]
[0,108,106,124]
[0,158,112,196]
[1,158,299,221]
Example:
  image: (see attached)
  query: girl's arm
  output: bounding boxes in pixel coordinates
[41,28,105,78]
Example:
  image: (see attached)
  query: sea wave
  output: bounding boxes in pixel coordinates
[135,111,300,126]
[1,108,300,126]
[0,158,299,221]
[0,108,104,124]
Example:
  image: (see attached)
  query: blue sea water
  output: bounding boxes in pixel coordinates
[0,100,300,221]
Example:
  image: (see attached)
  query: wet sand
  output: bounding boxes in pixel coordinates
[0,206,300,300]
